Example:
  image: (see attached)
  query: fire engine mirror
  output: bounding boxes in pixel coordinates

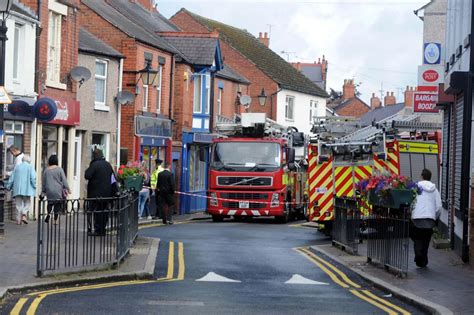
[199,147,207,162]
[288,162,296,171]
[288,148,296,164]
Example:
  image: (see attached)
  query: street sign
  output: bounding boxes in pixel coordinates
[424,42,441,64]
[418,65,444,87]
[0,87,12,104]
[413,92,439,113]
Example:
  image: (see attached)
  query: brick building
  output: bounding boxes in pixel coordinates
[170,9,328,136]
[79,0,178,172]
[291,56,328,91]
[327,79,370,118]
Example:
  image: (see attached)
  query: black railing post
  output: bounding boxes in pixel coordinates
[36,196,44,277]
[0,18,8,236]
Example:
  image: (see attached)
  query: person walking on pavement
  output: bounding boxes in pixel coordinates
[411,168,441,268]
[157,161,175,225]
[42,155,70,224]
[9,146,24,169]
[150,158,164,219]
[6,155,36,225]
[85,149,114,236]
[138,162,151,219]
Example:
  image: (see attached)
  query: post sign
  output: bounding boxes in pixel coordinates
[423,42,441,64]
[413,92,439,113]
[418,65,444,87]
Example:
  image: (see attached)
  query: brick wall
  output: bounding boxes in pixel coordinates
[213,77,249,123]
[79,2,174,162]
[335,99,370,118]
[171,11,279,120]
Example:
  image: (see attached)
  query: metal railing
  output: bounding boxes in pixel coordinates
[332,197,360,255]
[36,192,138,277]
[366,206,410,276]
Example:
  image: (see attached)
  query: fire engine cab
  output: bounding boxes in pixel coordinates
[205,113,308,223]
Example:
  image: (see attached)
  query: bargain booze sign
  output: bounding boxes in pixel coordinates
[413,92,439,113]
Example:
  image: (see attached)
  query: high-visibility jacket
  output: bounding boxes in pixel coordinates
[150,165,164,189]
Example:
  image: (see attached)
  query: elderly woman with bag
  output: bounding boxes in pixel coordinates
[42,155,70,224]
[6,154,36,225]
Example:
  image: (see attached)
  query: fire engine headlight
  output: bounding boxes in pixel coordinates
[270,193,279,208]
[210,193,218,207]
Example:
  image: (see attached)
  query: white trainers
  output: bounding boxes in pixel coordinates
[147,216,152,220]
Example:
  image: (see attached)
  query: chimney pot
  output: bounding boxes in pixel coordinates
[264,32,268,38]
[259,32,262,38]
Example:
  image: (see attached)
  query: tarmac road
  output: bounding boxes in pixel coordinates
[3,218,427,315]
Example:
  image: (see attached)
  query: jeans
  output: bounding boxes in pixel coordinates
[139,189,150,217]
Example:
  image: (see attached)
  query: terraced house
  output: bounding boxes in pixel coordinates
[171,9,328,137]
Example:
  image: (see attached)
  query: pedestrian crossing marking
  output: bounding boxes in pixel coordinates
[285,274,329,285]
[196,272,241,283]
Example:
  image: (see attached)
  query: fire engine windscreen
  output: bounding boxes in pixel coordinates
[211,142,281,171]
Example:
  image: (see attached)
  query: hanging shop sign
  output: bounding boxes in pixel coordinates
[33,97,57,121]
[418,65,444,87]
[423,42,442,65]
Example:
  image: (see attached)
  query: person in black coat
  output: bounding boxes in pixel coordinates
[85,149,114,236]
[157,161,175,225]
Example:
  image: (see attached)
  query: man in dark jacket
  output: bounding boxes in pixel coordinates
[157,162,175,225]
[85,149,114,236]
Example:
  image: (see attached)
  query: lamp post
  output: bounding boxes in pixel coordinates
[0,0,12,235]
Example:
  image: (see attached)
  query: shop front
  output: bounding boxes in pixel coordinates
[180,132,217,214]
[34,98,80,198]
[135,115,172,174]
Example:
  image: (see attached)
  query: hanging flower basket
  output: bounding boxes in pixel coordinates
[124,176,143,192]
[388,189,415,208]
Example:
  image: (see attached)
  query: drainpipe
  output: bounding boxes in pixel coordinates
[166,55,175,164]
[34,0,42,95]
[270,87,282,120]
[461,1,474,263]
[116,58,124,170]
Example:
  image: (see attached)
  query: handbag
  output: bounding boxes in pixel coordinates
[111,173,120,196]
[62,188,69,199]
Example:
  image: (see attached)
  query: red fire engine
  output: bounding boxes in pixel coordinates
[206,113,308,223]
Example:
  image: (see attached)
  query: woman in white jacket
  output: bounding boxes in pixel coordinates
[411,168,441,267]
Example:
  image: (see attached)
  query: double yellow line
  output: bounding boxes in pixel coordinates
[295,247,410,315]
[10,241,185,315]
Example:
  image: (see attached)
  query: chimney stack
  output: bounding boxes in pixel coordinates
[258,32,270,48]
[370,93,382,109]
[384,91,396,106]
[130,0,155,12]
[342,79,355,100]
[321,55,328,90]
[404,86,416,108]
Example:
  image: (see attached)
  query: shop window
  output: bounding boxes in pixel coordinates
[41,125,58,173]
[4,121,24,176]
[95,59,108,110]
[188,145,206,192]
[91,133,110,161]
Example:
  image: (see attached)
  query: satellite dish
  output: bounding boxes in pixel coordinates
[116,91,135,105]
[70,66,91,87]
[239,95,251,106]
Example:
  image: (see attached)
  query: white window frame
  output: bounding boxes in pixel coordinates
[156,65,162,113]
[46,8,66,90]
[217,87,223,115]
[309,100,318,124]
[142,85,149,112]
[91,132,110,161]
[205,74,210,114]
[94,59,109,111]
[285,95,295,121]
[4,121,24,134]
[12,23,23,82]
[193,75,202,113]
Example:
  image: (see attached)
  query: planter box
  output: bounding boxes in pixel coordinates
[367,189,414,209]
[124,176,143,192]
[432,238,450,249]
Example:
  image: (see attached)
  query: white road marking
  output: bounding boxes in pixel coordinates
[196,272,241,283]
[285,274,329,285]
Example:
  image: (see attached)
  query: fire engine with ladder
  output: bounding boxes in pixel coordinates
[206,113,308,223]
[308,114,442,233]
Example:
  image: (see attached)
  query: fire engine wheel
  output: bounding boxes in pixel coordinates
[212,215,224,222]
[275,203,290,224]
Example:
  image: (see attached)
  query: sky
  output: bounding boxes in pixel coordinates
[157,0,427,105]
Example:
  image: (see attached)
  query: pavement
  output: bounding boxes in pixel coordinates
[0,213,208,303]
[312,239,474,315]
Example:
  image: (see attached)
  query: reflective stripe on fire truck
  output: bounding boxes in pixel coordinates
[335,166,353,197]
[374,141,400,175]
[354,166,373,216]
[398,141,439,154]
[308,144,334,222]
